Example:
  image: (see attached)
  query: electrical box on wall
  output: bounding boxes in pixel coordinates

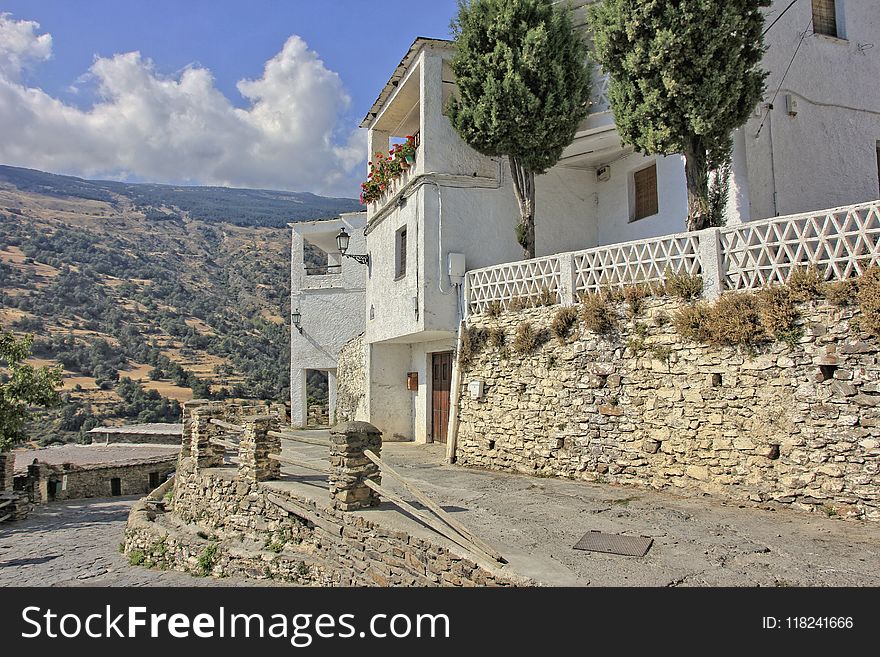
[785,94,798,116]
[468,379,484,400]
[448,252,466,284]
[596,165,610,182]
[406,372,418,391]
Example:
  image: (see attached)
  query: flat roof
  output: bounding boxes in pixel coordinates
[13,444,180,475]
[359,37,454,129]
[88,423,182,435]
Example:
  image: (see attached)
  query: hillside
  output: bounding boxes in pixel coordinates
[0,166,360,445]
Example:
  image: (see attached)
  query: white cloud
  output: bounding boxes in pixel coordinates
[0,14,366,196]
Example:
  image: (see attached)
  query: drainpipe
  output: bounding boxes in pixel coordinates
[446,317,466,464]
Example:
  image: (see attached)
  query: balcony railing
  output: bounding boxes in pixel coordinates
[465,200,880,315]
[305,265,342,276]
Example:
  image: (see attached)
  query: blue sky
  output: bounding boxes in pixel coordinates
[0,1,459,196]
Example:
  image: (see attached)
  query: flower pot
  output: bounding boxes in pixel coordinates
[405,154,415,165]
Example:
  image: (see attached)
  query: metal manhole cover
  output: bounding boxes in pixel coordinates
[573,531,653,557]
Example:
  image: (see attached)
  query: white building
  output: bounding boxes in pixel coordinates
[289,212,367,428]
[298,0,880,442]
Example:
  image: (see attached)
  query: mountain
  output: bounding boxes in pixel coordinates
[0,165,363,228]
[0,165,358,445]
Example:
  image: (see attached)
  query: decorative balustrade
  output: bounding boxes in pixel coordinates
[465,200,880,315]
[466,255,562,314]
[573,231,701,296]
[589,69,610,115]
[720,202,880,290]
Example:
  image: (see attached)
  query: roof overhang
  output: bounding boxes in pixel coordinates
[359,37,455,129]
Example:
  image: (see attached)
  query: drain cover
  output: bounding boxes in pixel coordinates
[573,531,653,557]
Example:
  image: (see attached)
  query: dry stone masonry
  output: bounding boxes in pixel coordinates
[124,403,521,586]
[237,415,281,483]
[329,421,382,511]
[456,297,880,521]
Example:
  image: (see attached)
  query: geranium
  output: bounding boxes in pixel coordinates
[359,134,419,205]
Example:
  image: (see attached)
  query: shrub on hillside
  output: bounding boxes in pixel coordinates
[550,306,579,342]
[580,292,615,334]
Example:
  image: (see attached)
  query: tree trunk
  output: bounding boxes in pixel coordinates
[510,156,536,259]
[684,142,710,232]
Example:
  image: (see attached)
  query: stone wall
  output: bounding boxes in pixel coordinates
[456,297,880,521]
[17,457,177,503]
[335,333,367,423]
[124,459,524,586]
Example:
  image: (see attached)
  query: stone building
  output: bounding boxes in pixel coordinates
[12,444,179,503]
[87,423,182,445]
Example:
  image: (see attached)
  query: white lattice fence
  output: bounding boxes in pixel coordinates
[466,256,562,314]
[573,232,701,296]
[589,69,610,114]
[721,201,880,290]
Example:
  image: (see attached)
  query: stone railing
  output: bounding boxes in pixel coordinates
[589,68,610,114]
[465,200,880,314]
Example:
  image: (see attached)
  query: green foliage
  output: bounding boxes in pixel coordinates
[197,542,219,576]
[0,329,62,451]
[589,0,769,230]
[449,0,592,256]
[128,549,146,567]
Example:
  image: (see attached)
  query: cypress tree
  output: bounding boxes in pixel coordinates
[449,0,592,259]
[588,0,770,231]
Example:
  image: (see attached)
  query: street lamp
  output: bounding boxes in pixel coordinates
[336,228,370,266]
[291,308,302,333]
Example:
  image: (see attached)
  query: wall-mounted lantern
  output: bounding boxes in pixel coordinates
[292,308,303,334]
[336,228,370,266]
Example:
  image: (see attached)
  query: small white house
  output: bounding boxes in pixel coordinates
[289,212,367,427]
[297,0,880,442]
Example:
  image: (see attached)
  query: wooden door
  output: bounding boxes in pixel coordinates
[431,352,453,443]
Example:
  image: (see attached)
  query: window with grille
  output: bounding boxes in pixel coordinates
[631,163,659,222]
[876,142,880,196]
[812,0,839,38]
[395,226,407,279]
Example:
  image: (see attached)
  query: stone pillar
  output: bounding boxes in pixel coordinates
[27,462,49,503]
[237,415,281,483]
[0,452,14,492]
[329,421,382,511]
[184,400,225,470]
[698,227,724,301]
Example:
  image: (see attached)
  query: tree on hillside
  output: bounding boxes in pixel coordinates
[448,0,592,259]
[0,328,62,452]
[588,0,769,231]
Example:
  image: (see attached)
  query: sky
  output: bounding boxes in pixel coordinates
[0,1,458,197]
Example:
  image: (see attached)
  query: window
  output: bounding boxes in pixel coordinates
[395,226,407,279]
[812,0,840,38]
[110,478,122,496]
[876,142,880,196]
[631,163,659,222]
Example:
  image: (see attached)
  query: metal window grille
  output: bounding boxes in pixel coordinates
[812,0,838,37]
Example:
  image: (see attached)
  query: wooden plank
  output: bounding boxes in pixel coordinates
[364,449,506,563]
[268,430,329,447]
[0,513,10,523]
[209,437,239,451]
[266,493,342,537]
[363,480,498,570]
[268,453,331,475]
[209,418,244,432]
[0,500,11,510]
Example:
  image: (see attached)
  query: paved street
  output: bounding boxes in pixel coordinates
[0,497,281,587]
